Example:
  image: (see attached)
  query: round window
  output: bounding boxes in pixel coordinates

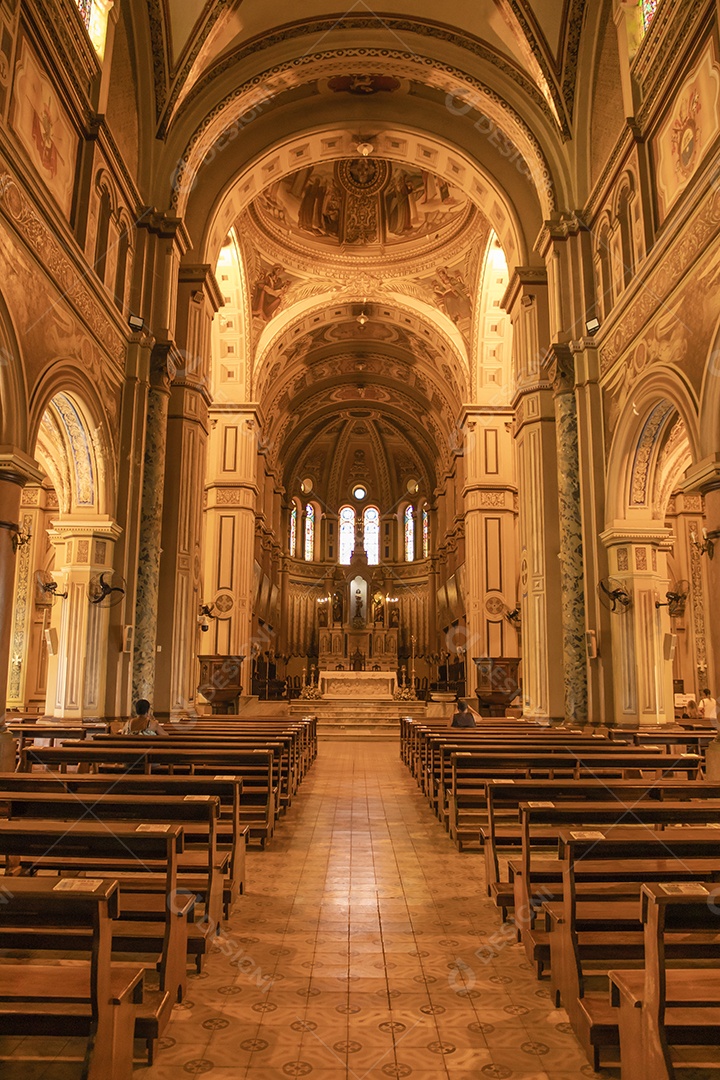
[353,486,367,500]
[300,477,313,494]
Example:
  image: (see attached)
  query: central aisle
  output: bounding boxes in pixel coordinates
[141,740,603,1079]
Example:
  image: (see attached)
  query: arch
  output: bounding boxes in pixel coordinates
[28,362,117,516]
[594,213,613,320]
[363,505,380,565]
[698,312,720,459]
[113,210,134,313]
[93,170,116,286]
[605,370,701,524]
[614,173,636,290]
[403,503,415,562]
[288,499,299,557]
[0,290,29,452]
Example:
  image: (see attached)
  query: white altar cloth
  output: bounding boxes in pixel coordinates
[319,670,397,699]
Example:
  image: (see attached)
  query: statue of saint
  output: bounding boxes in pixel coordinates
[332,591,343,623]
[354,590,363,620]
[373,595,384,624]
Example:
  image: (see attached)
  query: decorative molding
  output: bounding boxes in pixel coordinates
[0,169,125,366]
[166,16,557,140]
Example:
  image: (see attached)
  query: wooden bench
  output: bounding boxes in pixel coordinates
[609,883,720,1080]
[0,786,223,946]
[21,744,277,846]
[0,876,143,1080]
[448,750,700,849]
[551,828,720,1070]
[0,771,247,908]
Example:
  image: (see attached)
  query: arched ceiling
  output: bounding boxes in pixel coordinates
[147,2,586,140]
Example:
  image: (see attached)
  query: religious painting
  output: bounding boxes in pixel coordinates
[325,74,401,95]
[253,159,470,250]
[250,260,290,322]
[653,35,720,223]
[10,38,78,218]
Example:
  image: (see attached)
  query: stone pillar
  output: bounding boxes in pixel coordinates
[203,409,261,695]
[0,450,43,721]
[665,493,709,699]
[7,485,51,711]
[600,527,674,726]
[545,345,587,723]
[155,265,221,716]
[461,411,518,663]
[503,268,564,720]
[45,518,122,720]
[683,455,720,694]
[573,341,615,724]
[132,344,175,703]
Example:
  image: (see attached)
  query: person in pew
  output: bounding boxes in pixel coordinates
[451,700,477,728]
[121,698,169,736]
[681,699,699,719]
[699,688,718,727]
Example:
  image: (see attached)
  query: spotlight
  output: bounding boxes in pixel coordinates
[586,317,600,336]
[128,314,144,332]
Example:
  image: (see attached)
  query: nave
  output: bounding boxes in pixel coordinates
[135,740,605,1080]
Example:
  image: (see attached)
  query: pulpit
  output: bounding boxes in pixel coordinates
[198,654,245,714]
[473,657,521,717]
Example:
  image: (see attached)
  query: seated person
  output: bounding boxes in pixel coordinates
[121,698,168,736]
[682,699,699,720]
[451,700,477,728]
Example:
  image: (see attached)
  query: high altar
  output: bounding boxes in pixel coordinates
[316,519,400,673]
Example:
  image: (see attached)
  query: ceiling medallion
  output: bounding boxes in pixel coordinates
[336,157,390,196]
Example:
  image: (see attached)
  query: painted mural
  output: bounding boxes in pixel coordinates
[653,35,720,223]
[11,38,77,218]
[255,159,470,250]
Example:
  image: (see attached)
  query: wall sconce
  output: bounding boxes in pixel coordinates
[690,527,720,559]
[385,595,399,603]
[0,519,31,553]
[198,603,217,633]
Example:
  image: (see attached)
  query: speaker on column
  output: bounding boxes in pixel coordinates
[663,633,677,661]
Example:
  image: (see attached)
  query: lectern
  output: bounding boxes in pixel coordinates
[198,655,245,714]
[473,657,521,717]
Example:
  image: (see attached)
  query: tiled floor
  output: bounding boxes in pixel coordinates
[3,740,616,1079]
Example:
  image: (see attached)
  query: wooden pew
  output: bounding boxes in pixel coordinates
[448,750,700,849]
[0,771,246,908]
[515,799,720,981]
[0,821,184,1064]
[552,828,720,1070]
[0,877,143,1080]
[21,744,277,846]
[609,883,720,1080]
[482,778,720,917]
[0,791,221,987]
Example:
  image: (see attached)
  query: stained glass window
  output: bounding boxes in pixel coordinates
[339,506,355,564]
[75,0,91,28]
[304,504,315,561]
[641,0,658,33]
[364,507,380,565]
[289,505,297,557]
[422,507,430,558]
[404,504,415,562]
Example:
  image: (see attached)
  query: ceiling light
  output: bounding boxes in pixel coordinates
[357,311,369,328]
[355,141,374,157]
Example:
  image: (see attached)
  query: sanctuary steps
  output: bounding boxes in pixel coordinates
[289,699,427,738]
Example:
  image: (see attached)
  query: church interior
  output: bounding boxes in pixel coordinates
[2,0,720,1077]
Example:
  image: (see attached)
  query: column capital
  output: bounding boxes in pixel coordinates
[543,342,575,396]
[47,516,123,544]
[149,339,178,392]
[0,447,44,488]
[500,265,547,313]
[136,208,192,254]
[600,524,674,549]
[683,454,720,495]
[534,211,591,256]
[178,264,225,314]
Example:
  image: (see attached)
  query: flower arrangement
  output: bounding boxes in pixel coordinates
[299,684,323,699]
[393,685,417,701]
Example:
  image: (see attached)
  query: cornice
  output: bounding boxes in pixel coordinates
[600,524,674,548]
[0,448,45,487]
[179,263,225,312]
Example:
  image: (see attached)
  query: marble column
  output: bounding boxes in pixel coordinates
[545,346,587,724]
[573,341,615,724]
[0,450,43,721]
[132,343,175,704]
[600,527,674,726]
[683,455,720,693]
[7,485,50,711]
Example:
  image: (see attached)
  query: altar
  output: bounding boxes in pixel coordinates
[319,670,397,699]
